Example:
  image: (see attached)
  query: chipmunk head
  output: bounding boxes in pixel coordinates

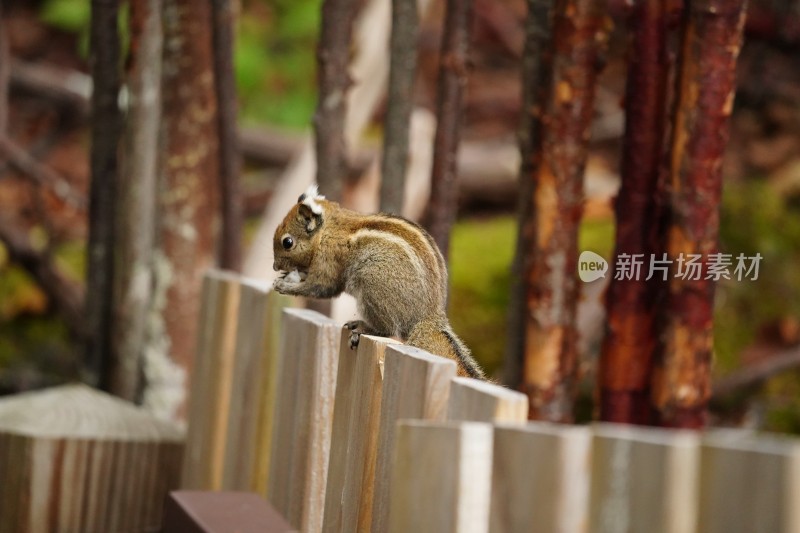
[273,185,328,274]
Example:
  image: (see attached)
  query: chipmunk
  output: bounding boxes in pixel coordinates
[272,185,486,380]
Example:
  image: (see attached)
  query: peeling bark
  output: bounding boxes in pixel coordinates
[110,0,162,402]
[211,0,243,270]
[151,0,220,421]
[520,0,609,422]
[652,0,747,429]
[380,0,419,215]
[422,0,474,260]
[504,0,555,389]
[314,0,359,202]
[86,0,123,389]
[598,0,669,425]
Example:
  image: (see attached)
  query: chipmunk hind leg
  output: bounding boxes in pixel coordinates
[406,317,486,380]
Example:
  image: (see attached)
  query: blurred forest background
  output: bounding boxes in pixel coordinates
[2,0,800,431]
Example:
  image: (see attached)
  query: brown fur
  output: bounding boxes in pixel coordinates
[272,190,485,379]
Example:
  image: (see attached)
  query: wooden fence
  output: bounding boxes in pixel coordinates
[2,268,798,532]
[180,269,800,533]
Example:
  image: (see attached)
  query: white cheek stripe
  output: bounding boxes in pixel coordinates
[350,229,427,278]
[301,184,325,215]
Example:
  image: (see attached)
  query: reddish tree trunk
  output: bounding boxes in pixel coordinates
[423,0,474,260]
[598,0,669,425]
[652,0,747,429]
[520,0,609,422]
[314,0,358,202]
[149,0,220,421]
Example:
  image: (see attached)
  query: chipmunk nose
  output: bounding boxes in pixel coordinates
[272,261,279,271]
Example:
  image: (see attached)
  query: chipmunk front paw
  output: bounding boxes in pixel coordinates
[273,271,304,295]
[345,320,369,350]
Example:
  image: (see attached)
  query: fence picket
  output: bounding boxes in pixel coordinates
[267,308,340,533]
[699,431,800,533]
[589,423,700,533]
[447,376,529,422]
[323,334,399,533]
[389,421,493,533]
[181,269,242,490]
[370,344,457,533]
[490,422,591,533]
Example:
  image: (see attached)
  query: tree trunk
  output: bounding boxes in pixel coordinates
[314,0,359,202]
[520,0,608,422]
[504,0,555,389]
[598,0,668,424]
[380,0,419,215]
[211,0,242,271]
[422,0,473,261]
[0,13,8,135]
[651,0,747,429]
[86,0,123,390]
[110,0,162,402]
[147,0,220,421]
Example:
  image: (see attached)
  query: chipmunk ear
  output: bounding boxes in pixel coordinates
[298,203,323,234]
[297,184,326,234]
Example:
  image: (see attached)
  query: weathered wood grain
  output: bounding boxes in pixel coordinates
[699,430,800,533]
[447,377,529,422]
[370,344,457,533]
[323,334,399,533]
[221,280,294,492]
[490,422,591,533]
[0,384,183,532]
[267,308,341,533]
[389,420,493,533]
[589,423,700,533]
[181,270,242,490]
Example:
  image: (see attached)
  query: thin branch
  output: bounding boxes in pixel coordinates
[422,0,474,260]
[0,216,86,340]
[211,0,243,270]
[9,59,92,115]
[0,135,86,209]
[380,0,419,215]
[713,347,800,399]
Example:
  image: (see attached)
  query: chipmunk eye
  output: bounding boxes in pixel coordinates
[282,236,295,250]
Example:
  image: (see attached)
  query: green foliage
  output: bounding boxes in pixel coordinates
[449,217,516,378]
[40,0,90,33]
[236,0,320,128]
[39,0,130,63]
[716,181,800,373]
